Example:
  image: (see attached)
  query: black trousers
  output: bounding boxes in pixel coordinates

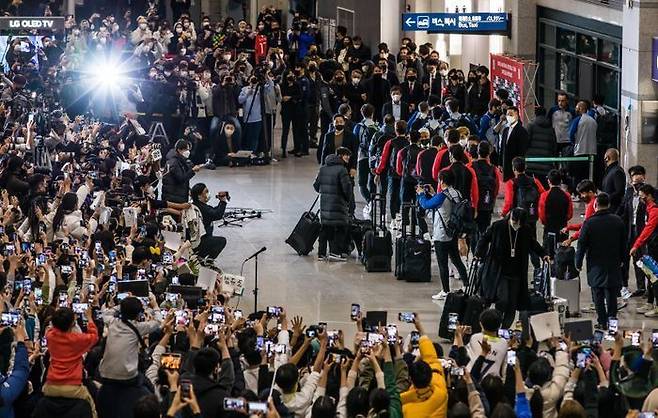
[358,159,375,203]
[528,221,540,269]
[622,226,647,291]
[434,238,468,293]
[318,225,346,256]
[399,181,428,235]
[471,210,493,255]
[306,103,320,143]
[281,107,307,153]
[495,275,522,329]
[196,235,227,260]
[387,176,402,219]
[591,286,618,327]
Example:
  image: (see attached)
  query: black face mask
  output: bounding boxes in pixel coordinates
[335,124,344,131]
[407,76,417,82]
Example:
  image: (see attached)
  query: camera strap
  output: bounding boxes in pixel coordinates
[244,83,260,123]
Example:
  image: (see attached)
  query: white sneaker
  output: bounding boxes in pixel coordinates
[617,299,628,311]
[390,219,397,231]
[423,232,432,241]
[328,253,347,262]
[362,202,371,219]
[581,303,596,313]
[636,303,654,314]
[645,308,658,317]
[621,287,632,300]
[431,290,449,300]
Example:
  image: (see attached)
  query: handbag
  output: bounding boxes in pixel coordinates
[122,319,152,373]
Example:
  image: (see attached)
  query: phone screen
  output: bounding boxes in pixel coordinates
[386,325,397,343]
[161,353,182,370]
[223,398,246,411]
[507,350,516,366]
[448,313,458,331]
[350,303,360,320]
[608,318,618,333]
[410,331,420,348]
[398,312,415,323]
[631,331,642,347]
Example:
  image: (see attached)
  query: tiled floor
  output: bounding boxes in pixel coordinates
[192,151,658,346]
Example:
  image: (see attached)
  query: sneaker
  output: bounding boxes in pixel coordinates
[431,291,449,300]
[362,202,371,219]
[328,253,347,262]
[621,287,632,300]
[636,303,654,314]
[317,255,327,261]
[617,300,628,311]
[594,323,608,331]
[645,308,658,317]
[423,232,432,241]
[390,219,397,231]
[581,303,596,313]
[631,289,646,298]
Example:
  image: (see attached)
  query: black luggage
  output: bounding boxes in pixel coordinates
[285,196,321,256]
[395,204,431,282]
[438,288,467,340]
[461,260,487,334]
[527,260,550,314]
[554,246,578,281]
[362,194,393,272]
[348,217,372,256]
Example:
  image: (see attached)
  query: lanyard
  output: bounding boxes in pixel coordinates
[508,224,519,258]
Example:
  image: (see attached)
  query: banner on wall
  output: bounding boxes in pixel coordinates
[490,54,526,120]
[652,37,658,82]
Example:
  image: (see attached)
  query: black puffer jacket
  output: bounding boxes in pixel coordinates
[313,154,352,226]
[162,149,195,203]
[527,115,556,183]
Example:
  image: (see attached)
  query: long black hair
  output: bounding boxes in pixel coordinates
[527,357,553,418]
[52,192,78,231]
[27,196,47,238]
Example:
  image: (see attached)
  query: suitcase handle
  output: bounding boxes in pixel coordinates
[466,259,481,296]
[400,203,418,238]
[370,192,386,230]
[308,195,320,213]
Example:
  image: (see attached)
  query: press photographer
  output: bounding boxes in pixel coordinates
[189,183,229,260]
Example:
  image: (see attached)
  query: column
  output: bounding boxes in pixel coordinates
[503,0,537,58]
[620,0,658,183]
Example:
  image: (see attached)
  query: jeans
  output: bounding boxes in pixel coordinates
[387,176,402,219]
[242,121,262,153]
[434,237,468,293]
[495,276,521,329]
[591,286,618,327]
[196,235,227,260]
[318,225,346,256]
[358,159,375,203]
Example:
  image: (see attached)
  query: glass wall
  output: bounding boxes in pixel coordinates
[537,17,621,115]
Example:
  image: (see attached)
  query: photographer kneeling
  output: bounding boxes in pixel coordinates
[190,183,228,260]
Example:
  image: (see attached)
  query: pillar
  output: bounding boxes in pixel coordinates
[620,0,658,183]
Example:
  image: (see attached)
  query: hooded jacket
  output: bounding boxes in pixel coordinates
[181,357,235,418]
[313,154,352,226]
[162,149,195,204]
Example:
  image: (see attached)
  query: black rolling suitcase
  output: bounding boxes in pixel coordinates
[362,194,393,272]
[438,288,467,340]
[395,204,431,282]
[461,260,487,334]
[285,196,321,256]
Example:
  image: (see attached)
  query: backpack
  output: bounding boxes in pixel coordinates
[471,161,497,211]
[514,175,540,221]
[356,122,379,156]
[369,130,390,169]
[388,138,408,178]
[439,191,476,237]
[402,144,421,181]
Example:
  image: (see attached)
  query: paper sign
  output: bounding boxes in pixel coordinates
[162,231,182,251]
[220,273,245,296]
[530,311,562,342]
[123,207,138,227]
[197,266,218,290]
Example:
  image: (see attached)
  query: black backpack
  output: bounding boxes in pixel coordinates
[440,192,476,237]
[472,161,497,212]
[388,138,408,178]
[514,175,540,221]
[402,144,421,182]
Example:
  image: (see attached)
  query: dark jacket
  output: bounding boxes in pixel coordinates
[0,342,28,418]
[363,76,391,120]
[313,154,352,226]
[618,184,647,241]
[32,397,92,418]
[526,115,556,180]
[500,123,529,181]
[320,130,358,171]
[475,219,546,305]
[602,161,626,214]
[575,209,625,289]
[181,357,235,418]
[465,81,490,117]
[400,80,424,108]
[381,101,410,123]
[211,84,240,118]
[162,149,195,203]
[193,200,227,237]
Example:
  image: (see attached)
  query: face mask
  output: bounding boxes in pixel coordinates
[439,69,448,76]
[459,138,468,147]
[391,94,401,102]
[510,220,521,231]
[118,143,125,151]
[139,23,147,30]
[506,115,516,125]
[352,78,360,84]
[180,71,188,77]
[164,71,172,77]
[407,75,416,82]
[180,49,186,55]
[335,124,344,132]
[225,127,235,137]
[181,150,191,159]
[223,54,232,61]
[361,66,369,73]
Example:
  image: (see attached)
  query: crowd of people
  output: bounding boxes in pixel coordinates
[0,1,653,418]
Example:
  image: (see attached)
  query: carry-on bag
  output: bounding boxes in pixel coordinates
[285,196,321,256]
[362,193,393,272]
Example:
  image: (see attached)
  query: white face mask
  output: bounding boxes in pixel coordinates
[223,54,232,61]
[139,23,147,30]
[506,115,516,125]
[510,220,521,231]
[352,78,360,85]
[118,143,125,151]
[391,94,401,102]
[439,69,448,76]
[459,138,468,147]
[181,150,191,159]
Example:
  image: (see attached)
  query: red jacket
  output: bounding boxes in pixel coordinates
[396,148,405,177]
[633,201,658,250]
[431,148,472,181]
[501,176,546,216]
[538,187,573,225]
[467,159,502,202]
[46,320,98,386]
[566,198,596,240]
[254,34,268,63]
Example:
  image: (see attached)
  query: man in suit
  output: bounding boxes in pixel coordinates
[377,57,400,87]
[363,64,391,122]
[575,192,626,329]
[381,86,410,124]
[601,148,626,214]
[320,114,358,175]
[618,165,648,301]
[400,68,424,110]
[500,106,529,181]
[421,59,442,100]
